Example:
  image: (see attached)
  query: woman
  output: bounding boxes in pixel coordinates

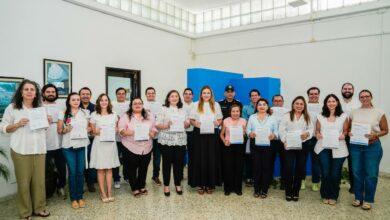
[58,92,91,209]
[189,86,223,194]
[349,90,388,210]
[314,94,348,205]
[1,80,50,219]
[279,96,313,201]
[118,97,157,197]
[246,99,278,198]
[220,104,246,196]
[89,94,120,202]
[156,90,189,196]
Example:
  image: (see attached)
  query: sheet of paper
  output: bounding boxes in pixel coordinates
[199,114,215,134]
[255,127,271,146]
[70,122,88,139]
[134,123,150,141]
[100,125,116,142]
[28,107,49,130]
[286,130,302,149]
[322,129,340,149]
[45,105,59,123]
[169,114,185,132]
[350,122,371,146]
[229,125,244,144]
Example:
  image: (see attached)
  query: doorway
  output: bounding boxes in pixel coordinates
[106,67,141,101]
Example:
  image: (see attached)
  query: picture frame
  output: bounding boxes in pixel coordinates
[43,59,72,98]
[0,76,24,120]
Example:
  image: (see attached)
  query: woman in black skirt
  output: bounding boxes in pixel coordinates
[189,85,223,194]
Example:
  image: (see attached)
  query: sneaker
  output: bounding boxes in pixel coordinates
[152,177,162,186]
[312,183,319,192]
[114,181,121,189]
[301,180,306,190]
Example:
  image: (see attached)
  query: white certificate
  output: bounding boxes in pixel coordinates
[255,127,271,146]
[322,129,340,149]
[45,105,59,123]
[70,122,88,139]
[229,125,244,144]
[350,123,371,146]
[100,125,116,142]
[200,114,215,134]
[307,104,321,116]
[134,123,150,141]
[28,107,49,130]
[286,130,302,149]
[169,114,185,132]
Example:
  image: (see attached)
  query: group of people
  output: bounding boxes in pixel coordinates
[0,79,388,220]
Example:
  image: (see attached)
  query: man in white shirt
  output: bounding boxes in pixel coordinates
[182,88,194,180]
[111,87,130,189]
[143,87,162,185]
[271,94,289,190]
[42,84,66,199]
[340,82,360,193]
[304,87,322,192]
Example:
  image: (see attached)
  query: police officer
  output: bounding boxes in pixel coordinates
[219,85,243,119]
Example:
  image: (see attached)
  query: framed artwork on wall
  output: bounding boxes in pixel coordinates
[0,76,24,120]
[44,59,72,98]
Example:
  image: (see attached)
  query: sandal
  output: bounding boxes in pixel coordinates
[101,197,109,203]
[206,188,213,194]
[108,197,115,202]
[361,202,372,210]
[197,188,205,195]
[254,193,260,198]
[328,199,336,205]
[140,189,148,195]
[22,216,32,220]
[133,190,142,198]
[33,210,50,218]
[352,199,361,207]
[322,199,329,204]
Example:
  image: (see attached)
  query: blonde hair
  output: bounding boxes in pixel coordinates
[197,86,215,113]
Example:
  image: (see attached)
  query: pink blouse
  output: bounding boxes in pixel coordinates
[118,114,157,155]
[223,117,247,142]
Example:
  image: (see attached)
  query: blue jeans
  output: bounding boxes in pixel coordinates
[152,139,161,178]
[318,149,346,200]
[350,140,383,203]
[63,147,86,201]
[305,137,320,183]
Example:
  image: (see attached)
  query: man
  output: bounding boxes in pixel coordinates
[242,89,261,186]
[219,85,243,119]
[111,87,130,189]
[270,94,289,190]
[42,84,66,199]
[304,87,322,191]
[340,82,360,193]
[182,88,194,183]
[143,87,162,186]
[79,87,97,192]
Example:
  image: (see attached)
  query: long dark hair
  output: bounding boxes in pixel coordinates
[64,92,80,122]
[289,96,310,125]
[254,98,271,114]
[322,94,343,117]
[11,79,41,109]
[95,93,113,114]
[126,97,149,120]
[164,90,183,108]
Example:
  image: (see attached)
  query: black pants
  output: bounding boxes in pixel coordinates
[271,140,285,186]
[187,131,194,186]
[160,144,185,186]
[251,144,273,194]
[113,141,128,182]
[152,139,161,178]
[85,138,97,185]
[284,141,309,197]
[244,140,253,181]
[123,148,151,191]
[223,144,245,193]
[346,136,354,189]
[46,149,67,188]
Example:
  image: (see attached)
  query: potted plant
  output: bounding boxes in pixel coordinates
[0,148,10,182]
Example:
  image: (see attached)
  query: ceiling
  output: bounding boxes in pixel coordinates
[172,0,246,13]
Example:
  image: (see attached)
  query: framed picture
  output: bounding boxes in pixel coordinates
[44,59,72,98]
[0,76,24,120]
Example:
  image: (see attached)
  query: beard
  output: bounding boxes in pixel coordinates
[44,95,57,102]
[342,92,353,99]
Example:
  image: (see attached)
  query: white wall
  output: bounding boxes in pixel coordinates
[193,9,390,172]
[0,0,191,198]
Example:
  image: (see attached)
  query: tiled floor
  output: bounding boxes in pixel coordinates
[1,170,390,220]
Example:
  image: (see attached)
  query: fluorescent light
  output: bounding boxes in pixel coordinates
[289,0,308,8]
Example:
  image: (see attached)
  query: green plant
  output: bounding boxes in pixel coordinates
[0,148,10,181]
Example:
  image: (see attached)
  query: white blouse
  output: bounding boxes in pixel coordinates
[314,113,349,158]
[183,102,194,132]
[278,113,314,144]
[0,104,47,155]
[44,103,62,151]
[156,106,188,146]
[189,101,223,128]
[59,109,90,149]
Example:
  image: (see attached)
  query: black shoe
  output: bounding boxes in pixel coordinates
[292,196,299,202]
[164,191,170,197]
[175,187,183,195]
[286,196,292,201]
[224,191,230,196]
[87,184,96,193]
[260,193,267,199]
[236,191,243,196]
[152,177,162,186]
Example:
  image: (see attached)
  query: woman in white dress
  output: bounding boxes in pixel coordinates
[90,94,120,203]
